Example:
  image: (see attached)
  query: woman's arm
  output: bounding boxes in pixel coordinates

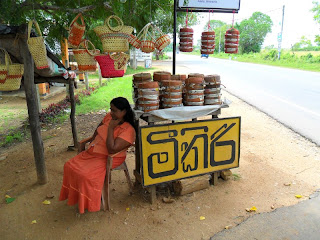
[107,120,131,154]
[91,121,103,140]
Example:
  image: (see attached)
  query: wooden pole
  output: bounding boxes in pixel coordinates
[98,65,102,87]
[19,37,48,184]
[84,72,89,90]
[61,38,69,68]
[68,79,79,149]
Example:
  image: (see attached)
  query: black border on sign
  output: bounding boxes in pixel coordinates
[139,116,241,187]
[176,0,241,13]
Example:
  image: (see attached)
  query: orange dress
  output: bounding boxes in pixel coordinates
[59,113,135,214]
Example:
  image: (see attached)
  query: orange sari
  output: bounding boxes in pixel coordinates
[59,113,135,213]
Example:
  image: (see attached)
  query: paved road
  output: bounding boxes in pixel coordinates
[162,53,320,145]
[210,192,320,240]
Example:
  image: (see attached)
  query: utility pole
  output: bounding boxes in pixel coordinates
[278,5,285,60]
[219,30,222,53]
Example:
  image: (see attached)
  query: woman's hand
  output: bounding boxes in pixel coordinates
[108,119,121,130]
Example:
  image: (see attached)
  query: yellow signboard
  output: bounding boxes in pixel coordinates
[139,117,241,186]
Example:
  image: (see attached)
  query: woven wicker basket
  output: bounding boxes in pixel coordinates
[27,20,49,70]
[0,48,9,83]
[95,54,125,78]
[72,40,99,72]
[152,25,171,51]
[137,23,156,53]
[128,34,141,49]
[94,15,133,53]
[68,13,85,48]
[0,48,24,91]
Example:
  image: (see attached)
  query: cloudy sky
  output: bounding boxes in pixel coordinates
[193,0,319,49]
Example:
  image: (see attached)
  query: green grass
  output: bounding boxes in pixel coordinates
[76,75,134,114]
[187,50,320,72]
[87,66,154,80]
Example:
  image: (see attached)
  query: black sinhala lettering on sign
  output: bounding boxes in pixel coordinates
[181,126,208,172]
[210,123,236,166]
[147,130,179,179]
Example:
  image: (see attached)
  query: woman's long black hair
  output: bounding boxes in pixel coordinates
[110,97,136,131]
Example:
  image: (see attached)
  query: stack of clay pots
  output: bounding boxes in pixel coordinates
[179,27,193,52]
[132,73,152,107]
[201,31,215,55]
[204,74,222,105]
[184,74,205,106]
[161,80,183,108]
[136,81,160,112]
[153,71,171,82]
[225,28,240,54]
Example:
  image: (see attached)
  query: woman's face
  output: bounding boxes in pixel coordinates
[110,103,126,121]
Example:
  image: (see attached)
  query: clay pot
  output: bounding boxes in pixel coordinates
[153,71,171,82]
[133,73,152,81]
[161,80,183,92]
[185,77,204,90]
[225,28,240,54]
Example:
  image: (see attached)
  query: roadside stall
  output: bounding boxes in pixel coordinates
[0,23,77,184]
[128,0,242,203]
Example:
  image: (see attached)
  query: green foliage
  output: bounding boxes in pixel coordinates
[76,76,133,114]
[312,1,320,24]
[237,12,273,53]
[0,0,200,52]
[0,128,27,147]
[208,49,320,72]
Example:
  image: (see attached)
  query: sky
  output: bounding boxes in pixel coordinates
[193,0,320,49]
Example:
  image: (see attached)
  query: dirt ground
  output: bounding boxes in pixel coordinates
[0,88,320,240]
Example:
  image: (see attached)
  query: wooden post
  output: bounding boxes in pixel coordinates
[84,72,89,90]
[35,84,42,113]
[61,38,69,68]
[68,79,79,149]
[98,65,102,87]
[19,37,48,184]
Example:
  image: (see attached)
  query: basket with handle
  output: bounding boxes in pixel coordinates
[95,53,128,78]
[94,15,133,53]
[27,19,49,70]
[0,48,9,83]
[153,25,171,52]
[72,40,99,72]
[128,34,141,49]
[68,13,86,48]
[137,23,156,53]
[0,48,24,91]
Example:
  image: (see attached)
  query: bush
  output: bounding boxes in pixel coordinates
[39,87,96,124]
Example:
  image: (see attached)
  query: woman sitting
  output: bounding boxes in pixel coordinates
[59,97,136,214]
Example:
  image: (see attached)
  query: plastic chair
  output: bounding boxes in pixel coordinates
[78,136,133,211]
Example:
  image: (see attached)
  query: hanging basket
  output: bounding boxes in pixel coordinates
[137,23,156,53]
[95,53,126,78]
[179,27,193,52]
[152,25,171,51]
[225,28,240,54]
[72,40,99,72]
[0,48,24,91]
[68,13,86,48]
[128,34,141,49]
[27,20,49,70]
[94,15,133,53]
[201,31,215,55]
[0,48,9,83]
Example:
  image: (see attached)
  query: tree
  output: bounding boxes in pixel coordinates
[237,12,273,53]
[292,36,312,51]
[312,1,320,24]
[0,1,199,52]
[311,1,320,46]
